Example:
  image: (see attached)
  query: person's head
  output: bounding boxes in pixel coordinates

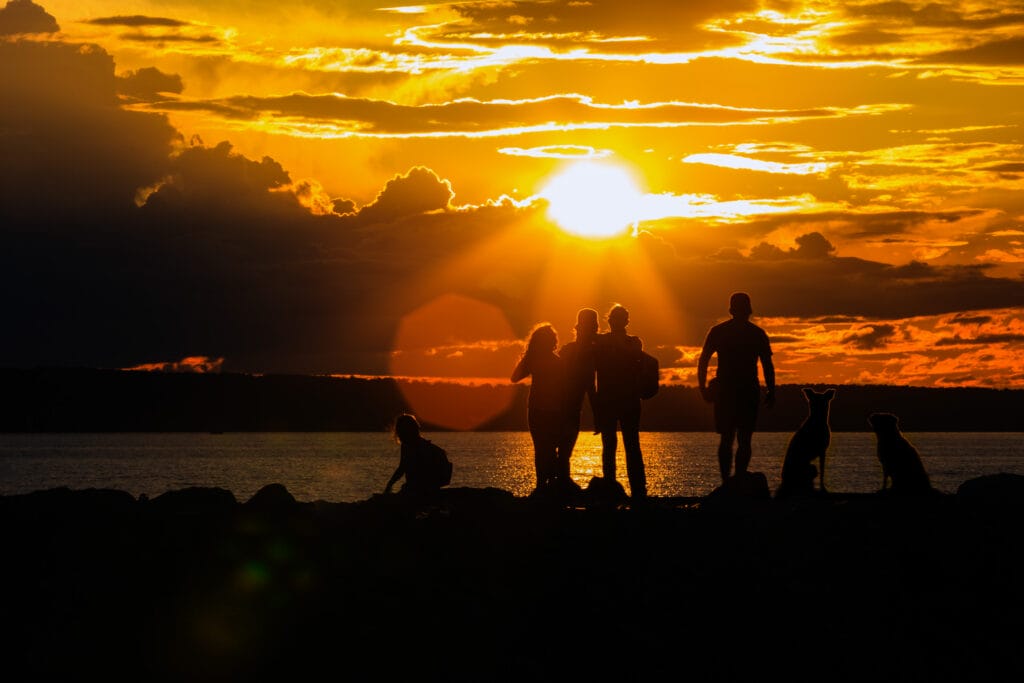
[575,308,599,340]
[729,292,752,319]
[393,413,421,443]
[607,304,629,332]
[526,323,557,354]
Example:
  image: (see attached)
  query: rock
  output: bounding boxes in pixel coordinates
[245,482,297,509]
[148,486,236,516]
[583,476,628,508]
[712,470,771,500]
[2,484,1021,681]
[957,472,1024,507]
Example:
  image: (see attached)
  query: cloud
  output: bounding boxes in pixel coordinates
[498,145,610,159]
[683,153,833,175]
[948,314,993,325]
[0,20,530,375]
[119,32,220,44]
[355,167,454,223]
[830,29,905,46]
[332,197,357,215]
[116,66,184,101]
[650,234,1024,327]
[82,13,220,45]
[842,323,897,350]
[0,32,339,371]
[748,232,837,260]
[123,356,224,373]
[0,39,178,222]
[847,2,1024,30]
[152,92,894,138]
[2,4,1024,388]
[445,0,758,52]
[981,162,1024,173]
[936,333,1024,347]
[921,37,1024,66]
[85,15,190,28]
[144,140,292,208]
[0,0,57,35]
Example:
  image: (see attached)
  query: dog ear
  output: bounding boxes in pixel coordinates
[872,412,898,429]
[802,387,813,399]
[824,388,836,400]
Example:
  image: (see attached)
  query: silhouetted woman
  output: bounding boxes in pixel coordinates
[511,323,567,491]
[384,413,450,498]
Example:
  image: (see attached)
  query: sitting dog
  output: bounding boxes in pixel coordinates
[868,412,932,494]
[776,388,836,498]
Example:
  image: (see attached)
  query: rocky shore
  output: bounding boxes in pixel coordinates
[3,476,1024,682]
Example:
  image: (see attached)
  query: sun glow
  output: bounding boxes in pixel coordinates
[538,161,644,238]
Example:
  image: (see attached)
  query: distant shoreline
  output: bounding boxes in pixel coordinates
[2,367,1023,432]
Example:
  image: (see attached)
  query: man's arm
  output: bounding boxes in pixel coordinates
[761,340,776,408]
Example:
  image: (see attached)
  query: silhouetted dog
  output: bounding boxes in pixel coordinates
[776,388,836,498]
[868,412,931,494]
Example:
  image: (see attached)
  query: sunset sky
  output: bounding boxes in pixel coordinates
[3,0,1024,397]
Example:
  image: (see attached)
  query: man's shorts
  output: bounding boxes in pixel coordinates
[713,379,760,433]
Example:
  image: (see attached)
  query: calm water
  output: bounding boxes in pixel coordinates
[1,431,1022,502]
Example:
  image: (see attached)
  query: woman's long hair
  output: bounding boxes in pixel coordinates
[524,323,557,356]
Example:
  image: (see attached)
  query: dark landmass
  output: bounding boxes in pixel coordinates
[3,478,1024,682]
[2,366,1023,432]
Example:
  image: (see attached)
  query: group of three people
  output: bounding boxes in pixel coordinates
[386,292,776,502]
[512,292,776,502]
[511,303,649,500]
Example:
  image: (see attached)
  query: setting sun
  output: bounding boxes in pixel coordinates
[538,162,644,238]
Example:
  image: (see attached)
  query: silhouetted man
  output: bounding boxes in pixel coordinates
[595,304,647,502]
[698,292,775,485]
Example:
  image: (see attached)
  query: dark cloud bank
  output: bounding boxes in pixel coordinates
[2,5,1023,376]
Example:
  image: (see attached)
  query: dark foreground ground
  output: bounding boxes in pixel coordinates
[3,476,1024,682]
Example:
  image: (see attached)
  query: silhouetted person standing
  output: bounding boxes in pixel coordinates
[595,304,647,502]
[698,292,776,485]
[511,323,567,491]
[557,308,599,491]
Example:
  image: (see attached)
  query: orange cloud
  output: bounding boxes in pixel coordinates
[124,356,224,373]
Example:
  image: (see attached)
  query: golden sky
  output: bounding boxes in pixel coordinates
[3,0,1024,394]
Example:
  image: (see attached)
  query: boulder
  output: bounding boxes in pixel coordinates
[957,473,1024,507]
[246,482,297,509]
[583,476,629,508]
[148,486,236,516]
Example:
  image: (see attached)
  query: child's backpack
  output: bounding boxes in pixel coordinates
[637,351,660,400]
[425,440,453,488]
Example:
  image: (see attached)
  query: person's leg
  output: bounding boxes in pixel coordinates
[529,428,546,487]
[735,430,753,475]
[530,410,558,488]
[717,428,735,483]
[622,404,646,499]
[539,412,563,487]
[600,419,618,480]
[733,383,759,478]
[713,391,734,483]
[557,413,581,486]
